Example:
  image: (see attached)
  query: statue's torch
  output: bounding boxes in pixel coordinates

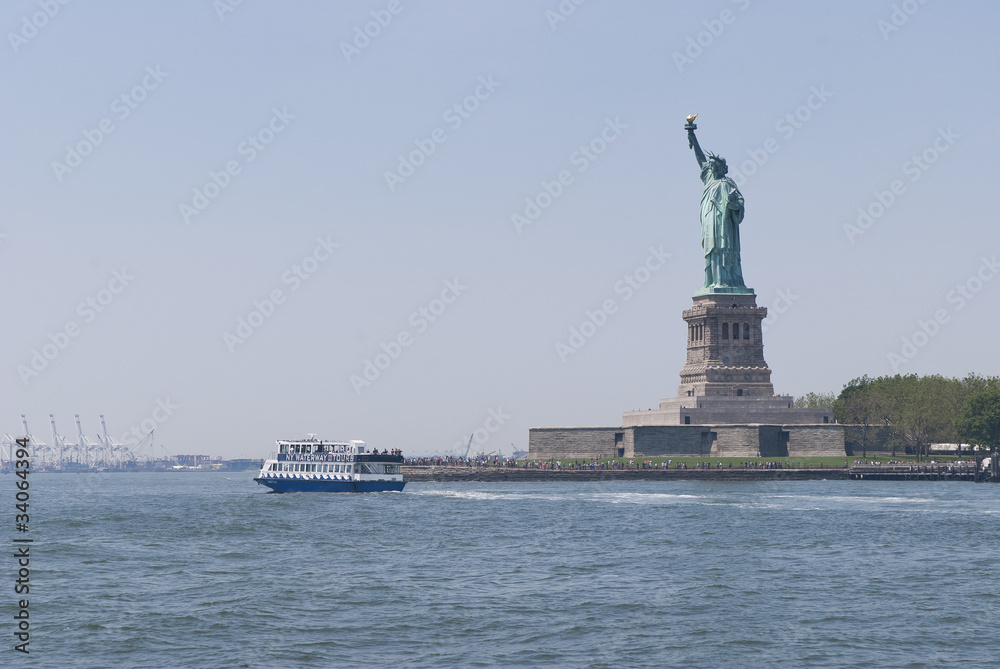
[685,113,698,148]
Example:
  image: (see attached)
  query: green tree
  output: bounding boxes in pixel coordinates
[834,373,1000,460]
[891,375,955,461]
[795,392,836,409]
[833,377,881,458]
[956,389,1000,451]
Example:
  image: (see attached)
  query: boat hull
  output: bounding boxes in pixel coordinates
[254,477,405,493]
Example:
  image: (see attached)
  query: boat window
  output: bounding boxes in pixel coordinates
[279,444,288,454]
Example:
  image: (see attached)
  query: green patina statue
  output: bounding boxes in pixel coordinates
[685,115,752,295]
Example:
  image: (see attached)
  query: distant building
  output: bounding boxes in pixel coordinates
[174,454,223,468]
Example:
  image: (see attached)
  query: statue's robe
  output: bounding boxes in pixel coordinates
[700,163,746,288]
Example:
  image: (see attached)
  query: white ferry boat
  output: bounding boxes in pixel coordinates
[254,437,405,493]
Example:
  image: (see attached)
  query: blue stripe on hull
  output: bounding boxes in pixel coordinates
[254,477,405,493]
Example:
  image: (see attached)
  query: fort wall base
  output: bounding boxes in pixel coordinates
[529,424,845,460]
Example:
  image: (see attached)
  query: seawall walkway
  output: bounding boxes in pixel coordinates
[402,466,850,482]
[403,463,991,482]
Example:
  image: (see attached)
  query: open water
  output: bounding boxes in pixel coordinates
[8,473,999,668]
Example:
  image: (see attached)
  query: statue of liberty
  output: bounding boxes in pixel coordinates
[684,115,750,294]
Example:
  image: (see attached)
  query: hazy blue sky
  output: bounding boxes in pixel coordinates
[3,0,999,458]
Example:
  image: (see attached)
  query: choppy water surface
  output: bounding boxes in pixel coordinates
[16,474,1000,667]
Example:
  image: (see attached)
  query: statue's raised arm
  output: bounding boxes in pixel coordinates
[685,114,706,168]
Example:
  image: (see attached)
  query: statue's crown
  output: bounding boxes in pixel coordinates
[706,152,728,174]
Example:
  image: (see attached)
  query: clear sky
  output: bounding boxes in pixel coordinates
[3,0,999,458]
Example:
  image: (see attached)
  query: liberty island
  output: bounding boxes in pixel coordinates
[529,115,845,459]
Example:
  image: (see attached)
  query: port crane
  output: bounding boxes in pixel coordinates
[75,415,102,467]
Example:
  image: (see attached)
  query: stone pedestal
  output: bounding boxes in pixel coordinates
[676,292,773,399]
[620,290,834,428]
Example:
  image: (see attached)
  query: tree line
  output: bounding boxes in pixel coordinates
[821,374,1000,460]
